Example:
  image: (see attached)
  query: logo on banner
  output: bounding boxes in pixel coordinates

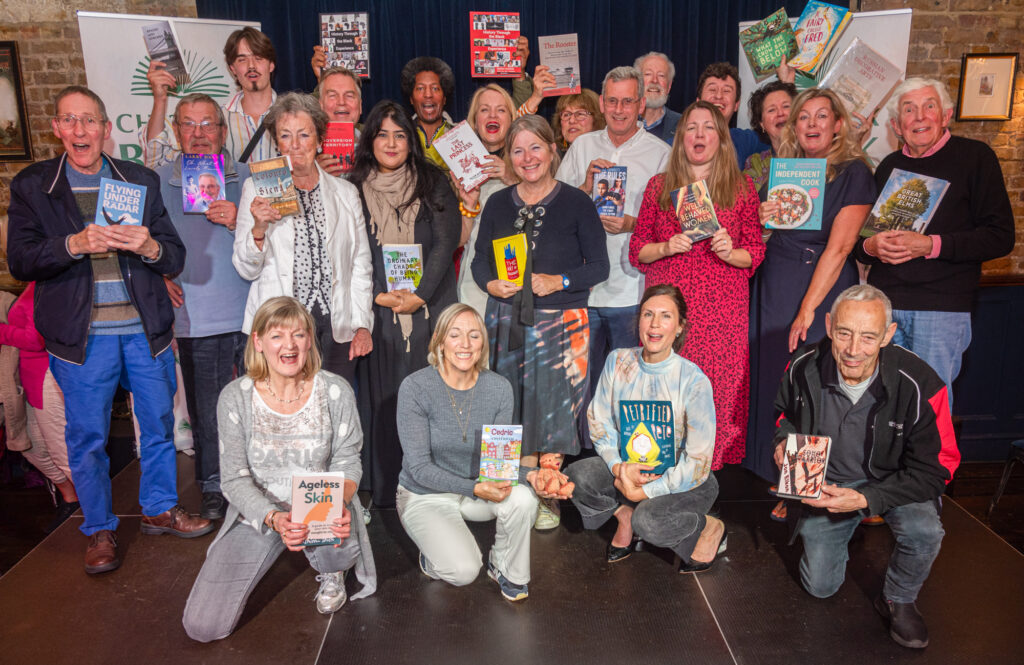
[130,53,232,99]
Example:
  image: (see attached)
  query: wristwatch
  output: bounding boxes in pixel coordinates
[560,274,570,290]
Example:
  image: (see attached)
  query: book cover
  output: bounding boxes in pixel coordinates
[788,1,852,76]
[94,178,145,227]
[382,244,423,292]
[538,33,581,96]
[861,168,951,238]
[776,434,831,500]
[479,424,523,484]
[181,153,226,214]
[766,158,827,231]
[618,400,675,476]
[670,180,722,242]
[469,12,521,78]
[592,166,626,217]
[433,121,491,191]
[739,8,799,82]
[323,122,356,173]
[141,20,190,87]
[290,472,347,547]
[492,234,527,287]
[320,12,369,79]
[250,155,300,216]
[818,37,904,119]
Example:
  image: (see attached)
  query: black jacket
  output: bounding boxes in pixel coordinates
[7,153,185,364]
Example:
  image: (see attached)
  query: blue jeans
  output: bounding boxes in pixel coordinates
[581,306,639,446]
[797,483,945,603]
[50,334,179,535]
[891,310,971,409]
[177,332,247,493]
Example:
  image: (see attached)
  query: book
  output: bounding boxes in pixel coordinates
[670,180,721,242]
[818,37,904,120]
[319,12,369,78]
[382,244,423,292]
[492,234,527,287]
[538,33,581,96]
[618,400,675,476]
[775,434,831,500]
[323,122,356,173]
[94,178,145,227]
[766,158,827,231]
[469,11,521,78]
[141,20,190,88]
[739,8,799,82]
[290,472,347,547]
[479,425,523,484]
[788,1,852,76]
[592,166,626,217]
[433,121,491,191]
[181,153,226,214]
[861,169,951,237]
[249,155,299,216]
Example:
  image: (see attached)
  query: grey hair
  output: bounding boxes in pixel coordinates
[633,52,676,84]
[601,66,643,98]
[173,93,227,126]
[54,85,108,122]
[830,284,893,328]
[264,92,329,145]
[316,66,363,98]
[885,77,954,120]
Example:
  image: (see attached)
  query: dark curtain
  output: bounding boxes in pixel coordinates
[196,0,806,121]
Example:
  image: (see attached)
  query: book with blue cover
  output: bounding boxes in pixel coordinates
[788,1,852,76]
[181,153,226,213]
[592,166,626,216]
[861,169,951,237]
[766,158,827,231]
[618,400,675,475]
[94,178,145,226]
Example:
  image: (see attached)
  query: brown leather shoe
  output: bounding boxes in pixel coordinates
[141,505,215,538]
[85,529,121,574]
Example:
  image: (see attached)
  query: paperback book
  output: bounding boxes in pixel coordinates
[181,153,226,214]
[739,8,799,82]
[433,121,491,191]
[775,434,831,500]
[290,472,346,547]
[492,234,527,287]
[538,33,581,96]
[479,425,523,484]
[818,37,904,120]
[592,166,626,217]
[250,155,299,216]
[469,12,521,78]
[94,178,145,227]
[788,1,852,76]
[766,158,827,231]
[670,180,721,242]
[382,244,423,292]
[323,122,356,173]
[861,169,950,237]
[319,12,369,78]
[141,20,190,88]
[619,400,675,476]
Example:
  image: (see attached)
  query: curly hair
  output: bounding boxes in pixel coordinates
[747,80,797,144]
[400,57,455,109]
[777,88,869,181]
[696,62,741,101]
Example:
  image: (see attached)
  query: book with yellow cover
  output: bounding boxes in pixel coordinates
[290,472,346,547]
[492,233,527,287]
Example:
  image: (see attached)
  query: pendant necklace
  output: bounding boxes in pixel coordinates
[442,373,476,443]
[264,378,307,404]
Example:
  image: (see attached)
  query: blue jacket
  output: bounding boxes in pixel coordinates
[7,153,185,364]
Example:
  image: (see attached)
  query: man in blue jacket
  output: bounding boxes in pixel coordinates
[7,86,213,576]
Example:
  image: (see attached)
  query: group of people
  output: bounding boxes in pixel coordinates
[4,24,1015,651]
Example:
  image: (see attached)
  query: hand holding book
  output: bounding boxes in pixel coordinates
[802,484,868,513]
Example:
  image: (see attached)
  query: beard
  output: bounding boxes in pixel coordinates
[645,92,668,109]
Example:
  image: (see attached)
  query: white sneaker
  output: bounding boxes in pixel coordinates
[534,498,561,530]
[362,505,372,525]
[314,571,347,614]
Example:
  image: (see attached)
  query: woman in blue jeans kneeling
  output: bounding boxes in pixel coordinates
[565,284,726,572]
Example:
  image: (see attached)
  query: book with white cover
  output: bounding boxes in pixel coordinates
[433,121,491,191]
[819,37,903,119]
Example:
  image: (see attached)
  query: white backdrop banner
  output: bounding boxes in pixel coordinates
[77,11,260,165]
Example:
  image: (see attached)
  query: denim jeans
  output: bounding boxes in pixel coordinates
[581,306,639,446]
[177,332,247,493]
[796,481,945,603]
[891,310,971,409]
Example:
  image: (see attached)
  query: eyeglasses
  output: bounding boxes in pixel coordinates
[559,110,593,122]
[176,120,223,134]
[604,97,639,109]
[54,113,102,131]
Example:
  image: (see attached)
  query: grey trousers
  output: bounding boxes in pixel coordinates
[566,456,719,564]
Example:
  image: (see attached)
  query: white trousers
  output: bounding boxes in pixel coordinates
[397,484,538,586]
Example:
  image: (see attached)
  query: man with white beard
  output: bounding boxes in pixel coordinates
[634,52,680,145]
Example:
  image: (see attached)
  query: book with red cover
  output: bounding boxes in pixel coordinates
[469,12,521,78]
[323,122,355,173]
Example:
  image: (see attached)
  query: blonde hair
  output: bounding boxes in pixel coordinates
[468,84,516,141]
[245,297,322,382]
[778,88,869,181]
[659,100,742,211]
[427,303,489,373]
[504,114,561,178]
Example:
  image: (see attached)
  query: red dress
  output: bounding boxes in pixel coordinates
[629,174,765,469]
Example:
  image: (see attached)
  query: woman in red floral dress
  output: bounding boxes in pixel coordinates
[629,101,765,469]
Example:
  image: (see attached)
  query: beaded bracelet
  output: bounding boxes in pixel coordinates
[459,200,482,218]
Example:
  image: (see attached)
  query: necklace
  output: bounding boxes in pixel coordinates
[264,378,307,404]
[441,373,476,443]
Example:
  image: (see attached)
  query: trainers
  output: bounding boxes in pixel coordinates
[362,505,372,526]
[875,594,929,649]
[487,561,528,602]
[140,505,215,538]
[314,571,347,614]
[534,498,560,531]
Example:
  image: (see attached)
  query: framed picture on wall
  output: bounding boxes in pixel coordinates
[0,41,33,162]
[956,52,1018,121]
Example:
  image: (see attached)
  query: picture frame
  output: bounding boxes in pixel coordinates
[956,52,1018,121]
[0,41,33,162]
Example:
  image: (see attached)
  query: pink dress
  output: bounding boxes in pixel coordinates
[629,174,765,468]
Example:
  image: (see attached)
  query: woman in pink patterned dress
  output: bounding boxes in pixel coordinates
[629,101,765,469]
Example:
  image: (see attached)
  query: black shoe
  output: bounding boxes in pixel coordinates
[874,594,929,649]
[679,535,728,574]
[606,538,638,563]
[200,492,227,520]
[44,499,81,534]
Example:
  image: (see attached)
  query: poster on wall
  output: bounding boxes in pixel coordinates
[469,12,521,78]
[0,41,33,162]
[320,12,369,79]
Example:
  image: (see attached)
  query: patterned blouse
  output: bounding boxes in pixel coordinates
[293,185,334,320]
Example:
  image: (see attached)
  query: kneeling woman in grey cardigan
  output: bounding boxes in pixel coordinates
[183,297,376,642]
[396,303,556,602]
